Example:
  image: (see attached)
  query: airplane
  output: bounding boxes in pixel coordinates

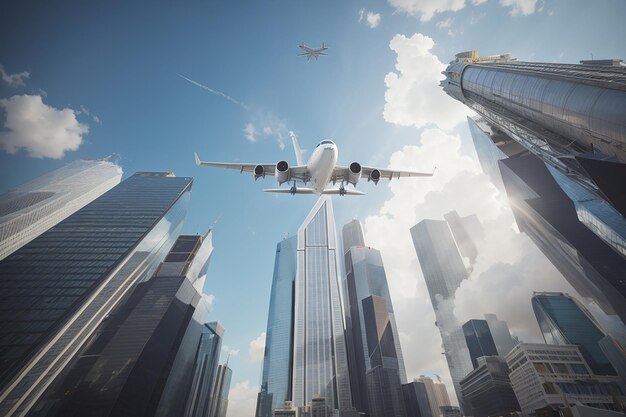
[298,42,328,61]
[194,136,435,196]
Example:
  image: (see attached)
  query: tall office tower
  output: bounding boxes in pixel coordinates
[256,236,297,417]
[413,376,452,417]
[532,292,617,376]
[341,219,407,416]
[27,231,214,417]
[462,320,499,369]
[0,158,122,260]
[410,219,474,412]
[500,155,626,322]
[441,51,626,217]
[402,380,433,417]
[0,172,192,416]
[459,356,520,417]
[483,314,518,357]
[176,322,225,417]
[506,343,626,415]
[209,362,232,417]
[292,197,352,413]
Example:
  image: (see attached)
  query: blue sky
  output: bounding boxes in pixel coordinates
[1,0,625,413]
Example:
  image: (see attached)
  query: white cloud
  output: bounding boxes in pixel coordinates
[359,8,382,28]
[221,345,240,357]
[0,64,30,87]
[249,332,266,362]
[436,17,453,28]
[244,120,287,150]
[0,95,88,159]
[367,12,382,28]
[499,0,538,15]
[388,0,465,22]
[472,0,488,4]
[383,34,471,131]
[226,380,258,417]
[243,123,257,142]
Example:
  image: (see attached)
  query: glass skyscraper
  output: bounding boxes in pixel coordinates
[27,231,215,417]
[0,158,122,260]
[499,155,626,322]
[0,172,192,416]
[410,217,474,414]
[341,219,407,416]
[256,236,297,417]
[462,320,498,370]
[292,196,352,412]
[532,292,617,376]
[483,314,517,357]
[178,321,224,417]
[209,363,232,417]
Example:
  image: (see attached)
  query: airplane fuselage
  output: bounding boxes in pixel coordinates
[306,141,338,195]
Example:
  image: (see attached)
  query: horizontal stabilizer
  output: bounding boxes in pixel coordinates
[322,188,365,196]
[264,188,316,195]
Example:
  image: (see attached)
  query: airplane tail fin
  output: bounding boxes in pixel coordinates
[291,133,305,166]
[322,42,325,48]
[194,152,201,166]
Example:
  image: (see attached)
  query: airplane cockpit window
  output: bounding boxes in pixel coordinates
[316,140,335,148]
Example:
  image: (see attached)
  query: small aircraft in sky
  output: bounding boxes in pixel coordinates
[194,136,434,196]
[298,42,328,61]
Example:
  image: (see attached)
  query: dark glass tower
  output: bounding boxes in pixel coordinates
[462,320,499,369]
[341,220,406,416]
[499,155,626,322]
[402,381,433,417]
[256,236,297,417]
[459,356,520,417]
[532,292,617,376]
[27,231,215,417]
[0,172,192,416]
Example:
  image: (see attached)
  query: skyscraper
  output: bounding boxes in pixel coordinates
[483,314,517,357]
[341,219,407,416]
[402,380,433,417]
[499,154,626,322]
[459,356,520,417]
[462,320,498,370]
[413,376,452,417]
[410,217,475,412]
[26,230,214,417]
[256,236,297,417]
[0,158,122,260]
[0,172,192,416]
[209,362,232,417]
[179,322,225,417]
[292,196,352,412]
[532,292,617,376]
[441,51,626,217]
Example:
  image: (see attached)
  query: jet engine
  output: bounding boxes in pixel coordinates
[254,164,265,179]
[369,169,381,184]
[348,162,362,185]
[276,160,290,184]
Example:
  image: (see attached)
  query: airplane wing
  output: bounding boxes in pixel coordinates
[195,153,309,181]
[263,187,365,196]
[332,165,435,183]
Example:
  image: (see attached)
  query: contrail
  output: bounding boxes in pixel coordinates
[177,73,248,110]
